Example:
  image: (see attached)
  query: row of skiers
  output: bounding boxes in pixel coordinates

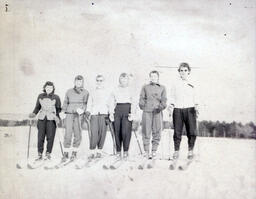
[29,62,199,165]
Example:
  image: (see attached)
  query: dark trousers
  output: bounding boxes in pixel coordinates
[89,115,108,150]
[37,118,56,154]
[173,107,197,151]
[114,103,132,152]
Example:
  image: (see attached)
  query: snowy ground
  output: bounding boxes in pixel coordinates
[0,126,255,199]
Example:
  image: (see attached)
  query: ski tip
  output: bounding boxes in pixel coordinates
[147,164,151,169]
[75,165,82,170]
[16,163,22,169]
[44,166,53,170]
[27,164,33,169]
[128,176,134,182]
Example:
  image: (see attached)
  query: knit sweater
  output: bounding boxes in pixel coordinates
[62,87,89,114]
[33,93,61,120]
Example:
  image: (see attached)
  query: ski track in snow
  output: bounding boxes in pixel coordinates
[0,127,255,199]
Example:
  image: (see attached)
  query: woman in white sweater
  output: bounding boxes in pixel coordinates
[109,73,136,160]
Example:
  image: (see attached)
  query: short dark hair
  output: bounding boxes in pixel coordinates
[149,70,159,77]
[75,75,84,81]
[178,63,191,72]
[43,81,55,94]
[119,73,129,83]
[96,75,105,81]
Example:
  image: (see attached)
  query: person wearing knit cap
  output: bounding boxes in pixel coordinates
[139,71,167,160]
[29,81,61,161]
[60,75,89,162]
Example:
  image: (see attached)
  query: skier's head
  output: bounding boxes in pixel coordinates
[74,75,84,88]
[178,63,191,80]
[119,73,129,87]
[43,81,55,94]
[96,75,105,88]
[149,70,159,84]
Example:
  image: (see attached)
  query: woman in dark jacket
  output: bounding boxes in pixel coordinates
[29,81,61,161]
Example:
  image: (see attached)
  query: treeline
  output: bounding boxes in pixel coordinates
[0,119,255,139]
[197,121,256,139]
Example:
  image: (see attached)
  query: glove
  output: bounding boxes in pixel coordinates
[85,111,91,119]
[168,104,175,113]
[105,116,111,125]
[76,108,84,115]
[128,113,134,121]
[54,116,60,125]
[152,108,161,114]
[29,113,36,118]
[59,112,66,120]
[109,114,114,122]
[195,105,199,117]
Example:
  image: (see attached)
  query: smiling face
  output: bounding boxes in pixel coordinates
[45,85,54,95]
[150,72,159,84]
[75,79,83,88]
[179,66,190,80]
[119,75,129,87]
[96,76,105,88]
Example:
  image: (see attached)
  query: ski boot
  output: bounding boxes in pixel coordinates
[123,151,129,161]
[138,152,149,170]
[115,152,122,161]
[173,151,179,160]
[44,152,51,161]
[95,151,102,159]
[35,153,43,162]
[61,152,69,163]
[70,151,77,161]
[151,151,157,160]
[187,150,194,160]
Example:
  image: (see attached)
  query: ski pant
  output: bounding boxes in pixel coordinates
[114,103,132,152]
[141,111,163,153]
[173,107,197,151]
[37,118,56,154]
[64,114,82,149]
[89,114,108,150]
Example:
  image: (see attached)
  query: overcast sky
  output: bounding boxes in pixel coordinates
[0,0,255,123]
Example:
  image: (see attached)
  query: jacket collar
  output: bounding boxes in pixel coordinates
[43,92,53,97]
[73,87,84,94]
[150,82,160,86]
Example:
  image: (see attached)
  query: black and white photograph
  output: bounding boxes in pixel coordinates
[0,0,255,199]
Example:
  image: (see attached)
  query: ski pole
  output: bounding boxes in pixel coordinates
[108,122,116,155]
[196,116,200,162]
[85,117,91,143]
[133,127,143,155]
[56,124,64,156]
[27,119,32,160]
[168,113,173,160]
[26,119,32,168]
